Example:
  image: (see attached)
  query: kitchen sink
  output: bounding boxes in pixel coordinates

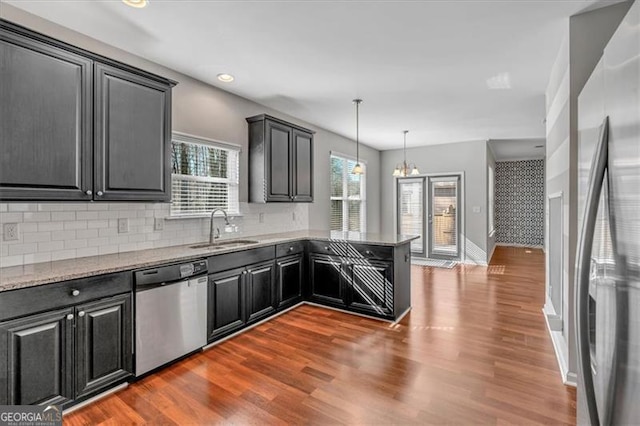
[190,239,260,250]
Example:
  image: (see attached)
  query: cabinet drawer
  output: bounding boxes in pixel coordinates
[276,241,305,258]
[307,240,392,260]
[0,272,132,321]
[351,243,393,261]
[208,246,275,274]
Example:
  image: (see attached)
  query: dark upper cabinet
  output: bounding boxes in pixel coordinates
[208,267,246,342]
[245,261,276,324]
[292,130,313,202]
[309,254,345,307]
[0,308,74,406]
[75,294,132,399]
[276,254,304,310]
[0,29,93,201]
[247,114,314,203]
[94,64,172,201]
[347,260,394,317]
[0,21,175,202]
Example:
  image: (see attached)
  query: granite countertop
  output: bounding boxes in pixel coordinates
[0,230,418,292]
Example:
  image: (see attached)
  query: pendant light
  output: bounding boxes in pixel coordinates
[351,99,364,175]
[392,130,420,176]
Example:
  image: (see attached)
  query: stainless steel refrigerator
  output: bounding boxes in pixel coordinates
[576,1,640,424]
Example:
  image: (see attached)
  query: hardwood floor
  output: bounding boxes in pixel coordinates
[65,246,576,425]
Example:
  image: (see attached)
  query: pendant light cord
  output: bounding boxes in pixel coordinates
[354,100,361,163]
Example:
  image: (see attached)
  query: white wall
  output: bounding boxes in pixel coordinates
[0,4,381,267]
[380,140,489,264]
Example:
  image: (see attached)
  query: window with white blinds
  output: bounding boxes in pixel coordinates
[170,135,240,217]
[330,154,366,232]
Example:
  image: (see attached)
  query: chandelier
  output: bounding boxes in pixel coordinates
[393,130,420,176]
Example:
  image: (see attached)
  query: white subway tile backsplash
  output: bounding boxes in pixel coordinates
[1,202,309,267]
[64,239,88,249]
[51,249,76,261]
[38,222,64,232]
[0,212,24,223]
[1,255,24,267]
[9,243,38,256]
[51,230,76,241]
[64,220,87,230]
[23,232,52,243]
[38,241,64,252]
[24,212,51,222]
[51,211,76,221]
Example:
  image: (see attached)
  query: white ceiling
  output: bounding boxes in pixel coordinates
[5,0,599,151]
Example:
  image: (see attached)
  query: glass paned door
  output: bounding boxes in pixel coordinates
[428,176,460,259]
[397,178,425,255]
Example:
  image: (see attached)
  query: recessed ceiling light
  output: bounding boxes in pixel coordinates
[122,0,148,8]
[535,145,544,148]
[486,72,511,90]
[217,73,235,83]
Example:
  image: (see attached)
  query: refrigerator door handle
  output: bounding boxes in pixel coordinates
[575,116,609,426]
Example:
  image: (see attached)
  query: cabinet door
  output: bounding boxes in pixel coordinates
[0,30,93,200]
[309,254,345,307]
[292,130,313,202]
[245,261,276,324]
[75,294,132,399]
[265,120,293,201]
[347,260,394,318]
[276,254,304,310]
[94,63,171,201]
[0,309,74,406]
[208,268,246,341]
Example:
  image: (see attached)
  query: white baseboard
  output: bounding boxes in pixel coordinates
[543,308,576,387]
[496,243,544,249]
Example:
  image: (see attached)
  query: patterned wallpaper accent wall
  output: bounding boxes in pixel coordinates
[495,159,545,247]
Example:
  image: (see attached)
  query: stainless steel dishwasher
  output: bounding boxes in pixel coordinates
[134,259,208,376]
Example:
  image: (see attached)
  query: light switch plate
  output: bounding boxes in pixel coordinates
[259,213,265,223]
[3,223,19,241]
[472,206,481,213]
[154,217,164,231]
[118,218,129,233]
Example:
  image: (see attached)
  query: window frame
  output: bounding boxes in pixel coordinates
[488,164,495,235]
[329,152,367,233]
[170,132,241,218]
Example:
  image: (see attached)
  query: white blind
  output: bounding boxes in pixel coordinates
[330,154,366,232]
[398,179,423,252]
[170,138,240,216]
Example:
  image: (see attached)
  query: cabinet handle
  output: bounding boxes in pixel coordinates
[71,289,80,297]
[78,311,85,317]
[96,191,104,196]
[66,314,74,321]
[324,246,330,251]
[365,250,373,256]
[85,190,92,195]
[289,246,294,252]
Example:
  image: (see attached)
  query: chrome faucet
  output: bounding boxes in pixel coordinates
[209,208,230,244]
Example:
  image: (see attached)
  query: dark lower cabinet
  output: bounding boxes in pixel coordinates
[309,255,345,307]
[276,254,304,309]
[75,294,132,399]
[208,267,246,341]
[245,261,276,324]
[0,308,74,406]
[347,260,394,317]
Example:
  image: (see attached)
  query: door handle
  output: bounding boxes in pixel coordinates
[575,116,608,426]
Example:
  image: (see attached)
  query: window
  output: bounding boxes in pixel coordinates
[330,154,366,232]
[170,133,240,217]
[488,165,495,234]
